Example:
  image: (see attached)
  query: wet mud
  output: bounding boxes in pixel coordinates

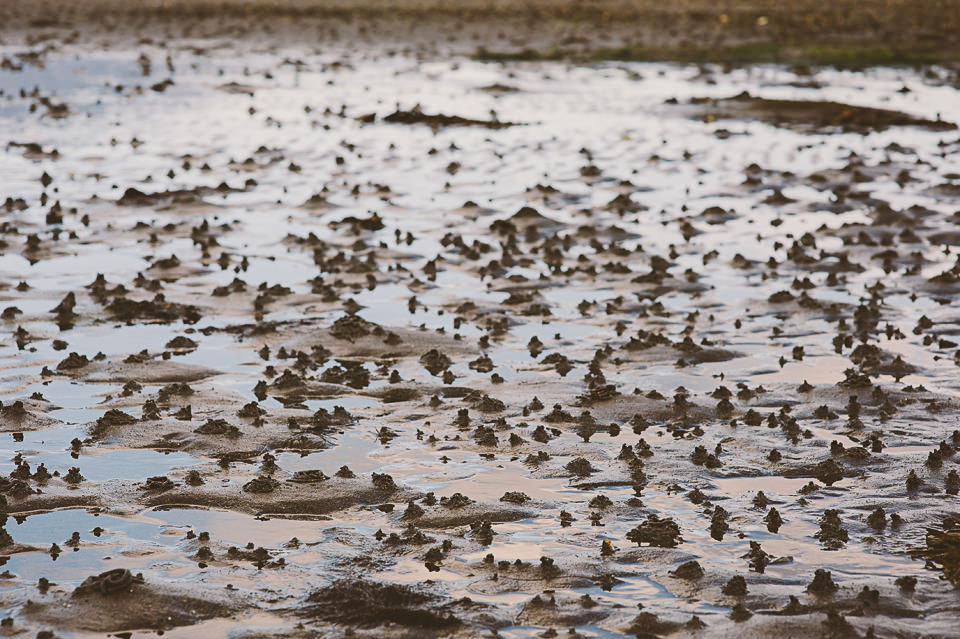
[1,3,960,638]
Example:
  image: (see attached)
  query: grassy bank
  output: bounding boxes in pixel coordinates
[1,0,959,66]
[473,44,957,67]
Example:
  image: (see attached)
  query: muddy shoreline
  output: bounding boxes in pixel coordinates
[2,0,960,66]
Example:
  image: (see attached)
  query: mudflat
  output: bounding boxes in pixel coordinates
[2,1,960,638]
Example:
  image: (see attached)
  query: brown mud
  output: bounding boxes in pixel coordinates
[1,1,960,67]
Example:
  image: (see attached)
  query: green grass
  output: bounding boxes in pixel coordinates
[472,44,955,67]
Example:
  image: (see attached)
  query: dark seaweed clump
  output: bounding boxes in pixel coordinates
[303,580,461,628]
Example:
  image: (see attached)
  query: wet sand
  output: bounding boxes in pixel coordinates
[2,2,960,638]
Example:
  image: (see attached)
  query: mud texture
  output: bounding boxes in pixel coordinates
[1,2,960,639]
